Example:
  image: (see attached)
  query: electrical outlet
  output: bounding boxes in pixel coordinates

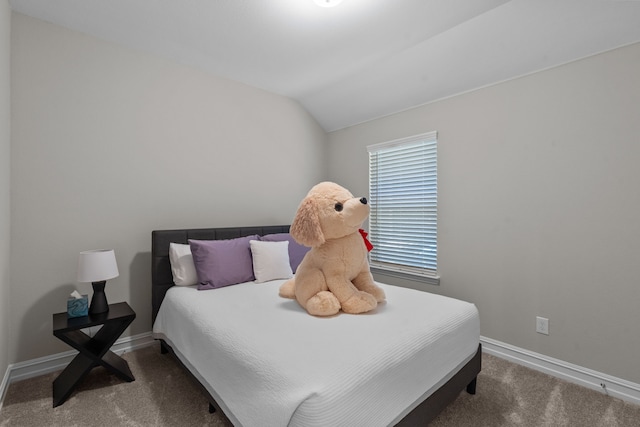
[536,316,549,335]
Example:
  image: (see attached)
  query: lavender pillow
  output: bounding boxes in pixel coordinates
[189,235,259,290]
[260,233,310,273]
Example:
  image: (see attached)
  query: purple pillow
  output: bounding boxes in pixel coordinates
[189,235,259,290]
[260,233,310,273]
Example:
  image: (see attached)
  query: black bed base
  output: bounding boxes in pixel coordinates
[158,340,224,416]
[158,338,481,426]
[395,344,481,426]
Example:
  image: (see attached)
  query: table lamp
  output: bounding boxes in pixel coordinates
[77,249,119,315]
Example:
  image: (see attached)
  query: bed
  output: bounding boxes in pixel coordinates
[151,225,481,426]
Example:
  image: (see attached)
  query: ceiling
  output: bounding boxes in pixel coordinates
[9,0,640,132]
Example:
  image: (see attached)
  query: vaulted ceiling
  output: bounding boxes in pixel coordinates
[9,0,640,131]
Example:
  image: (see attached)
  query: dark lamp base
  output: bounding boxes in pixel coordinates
[89,281,109,315]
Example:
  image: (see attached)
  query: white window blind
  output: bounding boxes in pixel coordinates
[368,132,438,278]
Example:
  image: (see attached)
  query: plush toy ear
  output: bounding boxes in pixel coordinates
[290,198,325,247]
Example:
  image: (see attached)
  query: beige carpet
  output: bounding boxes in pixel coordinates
[1,343,639,426]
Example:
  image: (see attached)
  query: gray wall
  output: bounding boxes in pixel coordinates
[9,13,327,363]
[7,9,640,389]
[328,42,640,384]
[0,0,10,382]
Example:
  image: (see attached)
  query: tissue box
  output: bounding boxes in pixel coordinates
[67,295,89,318]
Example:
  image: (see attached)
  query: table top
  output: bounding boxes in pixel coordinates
[53,301,135,332]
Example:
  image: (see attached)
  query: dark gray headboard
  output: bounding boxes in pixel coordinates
[151,225,290,324]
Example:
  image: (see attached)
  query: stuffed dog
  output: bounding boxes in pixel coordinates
[279,182,386,316]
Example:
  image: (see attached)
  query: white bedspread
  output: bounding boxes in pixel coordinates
[152,280,479,427]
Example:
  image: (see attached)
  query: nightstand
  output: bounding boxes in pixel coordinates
[52,302,136,407]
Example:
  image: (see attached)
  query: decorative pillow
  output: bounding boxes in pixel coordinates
[168,243,198,286]
[249,240,293,283]
[260,233,310,272]
[189,235,259,290]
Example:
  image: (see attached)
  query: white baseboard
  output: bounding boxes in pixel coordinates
[481,336,640,405]
[0,362,9,412]
[2,333,638,410]
[0,331,155,407]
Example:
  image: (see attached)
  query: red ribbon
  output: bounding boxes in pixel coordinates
[359,229,374,252]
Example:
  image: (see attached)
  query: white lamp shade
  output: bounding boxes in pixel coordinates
[77,249,119,283]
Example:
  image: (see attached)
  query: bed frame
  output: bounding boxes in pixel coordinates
[151,225,481,426]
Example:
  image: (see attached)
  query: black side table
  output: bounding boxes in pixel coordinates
[52,302,136,407]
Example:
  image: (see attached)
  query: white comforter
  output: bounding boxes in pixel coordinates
[152,280,479,427]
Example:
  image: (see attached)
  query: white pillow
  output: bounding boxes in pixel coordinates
[249,240,293,283]
[169,242,198,286]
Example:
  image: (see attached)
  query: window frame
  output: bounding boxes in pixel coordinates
[367,131,440,285]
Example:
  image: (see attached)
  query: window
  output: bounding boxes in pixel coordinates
[368,131,438,282]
